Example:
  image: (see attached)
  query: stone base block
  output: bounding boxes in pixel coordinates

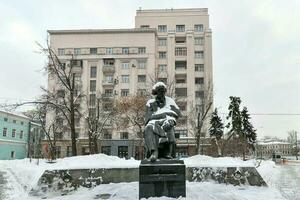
[139,159,186,199]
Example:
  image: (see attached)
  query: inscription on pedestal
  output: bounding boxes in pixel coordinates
[139,160,186,199]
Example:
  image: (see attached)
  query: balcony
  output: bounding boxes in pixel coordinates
[102,81,114,87]
[102,65,115,73]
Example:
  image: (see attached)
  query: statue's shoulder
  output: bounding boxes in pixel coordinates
[165,96,179,108]
[146,99,156,107]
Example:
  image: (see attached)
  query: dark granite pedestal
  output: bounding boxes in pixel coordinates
[139,160,186,199]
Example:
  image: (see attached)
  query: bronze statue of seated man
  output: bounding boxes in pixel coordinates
[144,82,181,162]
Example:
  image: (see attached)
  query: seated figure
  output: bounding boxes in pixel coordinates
[144,82,181,162]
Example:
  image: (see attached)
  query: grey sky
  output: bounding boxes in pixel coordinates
[0,0,299,139]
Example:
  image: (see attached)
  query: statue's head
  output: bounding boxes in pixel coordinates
[152,82,167,99]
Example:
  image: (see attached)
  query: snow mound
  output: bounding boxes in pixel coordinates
[256,160,280,187]
[49,154,140,170]
[183,155,255,167]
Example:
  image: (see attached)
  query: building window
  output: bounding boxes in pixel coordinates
[138,60,146,69]
[121,89,130,97]
[90,66,97,78]
[158,64,167,72]
[176,75,186,83]
[120,132,129,139]
[20,131,23,139]
[122,47,129,54]
[74,48,81,55]
[121,75,129,83]
[118,146,128,158]
[158,25,167,32]
[90,80,96,92]
[137,89,147,96]
[103,132,112,139]
[159,52,167,59]
[20,121,24,125]
[175,61,187,70]
[175,88,187,97]
[175,47,187,56]
[104,89,113,97]
[195,91,204,98]
[195,64,204,72]
[4,118,8,122]
[175,37,186,44]
[106,48,113,55]
[105,75,114,83]
[3,128,7,137]
[90,48,97,54]
[58,48,65,56]
[195,37,204,45]
[101,146,111,155]
[138,47,146,54]
[176,25,185,32]
[122,62,130,70]
[12,129,16,137]
[140,25,150,29]
[194,24,204,32]
[89,94,96,106]
[195,77,204,84]
[158,38,167,46]
[175,129,188,138]
[13,120,16,123]
[138,75,146,83]
[195,51,204,58]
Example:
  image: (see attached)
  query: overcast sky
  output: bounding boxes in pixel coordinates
[0,0,299,139]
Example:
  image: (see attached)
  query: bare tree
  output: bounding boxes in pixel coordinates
[1,42,84,156]
[84,94,117,154]
[189,82,213,155]
[23,103,59,161]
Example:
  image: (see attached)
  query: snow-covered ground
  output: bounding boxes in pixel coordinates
[0,154,287,200]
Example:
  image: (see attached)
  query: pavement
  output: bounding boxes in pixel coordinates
[0,171,8,200]
[275,163,300,200]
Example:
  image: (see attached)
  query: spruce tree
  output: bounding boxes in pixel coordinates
[209,108,224,139]
[209,108,224,156]
[241,107,257,149]
[226,96,242,139]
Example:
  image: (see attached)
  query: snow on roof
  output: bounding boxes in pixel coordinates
[257,141,292,145]
[0,109,30,120]
[152,81,167,90]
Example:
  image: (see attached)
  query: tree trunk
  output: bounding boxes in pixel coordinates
[88,131,93,154]
[93,136,99,154]
[70,75,77,156]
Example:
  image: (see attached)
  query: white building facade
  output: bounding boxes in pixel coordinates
[46,8,213,158]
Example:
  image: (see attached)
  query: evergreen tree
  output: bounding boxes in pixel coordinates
[241,107,257,149]
[226,96,242,139]
[209,108,224,139]
[209,108,224,156]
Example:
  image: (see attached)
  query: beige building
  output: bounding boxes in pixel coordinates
[46,8,213,158]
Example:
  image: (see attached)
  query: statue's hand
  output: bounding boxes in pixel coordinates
[163,120,175,131]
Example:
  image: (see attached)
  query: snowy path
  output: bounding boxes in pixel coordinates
[275,163,300,200]
[0,171,8,200]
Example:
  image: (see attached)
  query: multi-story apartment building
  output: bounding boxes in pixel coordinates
[0,110,30,159]
[46,8,213,158]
